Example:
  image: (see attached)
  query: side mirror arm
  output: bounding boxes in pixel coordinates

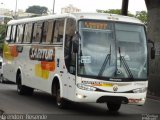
[148,39,155,59]
[148,39,154,47]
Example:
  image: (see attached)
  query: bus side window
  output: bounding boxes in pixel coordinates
[42,20,54,43]
[16,24,24,43]
[64,18,76,74]
[23,23,32,43]
[6,26,11,41]
[53,19,64,43]
[10,25,16,43]
[32,22,42,43]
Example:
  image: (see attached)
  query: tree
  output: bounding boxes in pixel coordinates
[145,0,160,97]
[97,9,148,24]
[26,5,48,15]
[97,9,135,17]
[97,9,121,14]
[135,11,147,25]
[0,24,6,42]
[0,24,6,53]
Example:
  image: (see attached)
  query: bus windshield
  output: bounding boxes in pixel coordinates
[78,20,148,80]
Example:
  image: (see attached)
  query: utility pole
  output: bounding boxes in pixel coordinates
[121,0,129,16]
[15,0,17,18]
[0,3,4,15]
[53,0,55,14]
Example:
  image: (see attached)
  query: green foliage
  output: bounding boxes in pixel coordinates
[96,9,147,24]
[135,11,147,25]
[26,5,48,15]
[96,9,134,17]
[0,24,6,51]
[0,24,7,43]
[0,43,3,51]
[97,9,121,14]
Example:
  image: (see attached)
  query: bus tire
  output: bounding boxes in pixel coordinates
[0,74,4,83]
[56,85,67,109]
[107,102,121,112]
[17,73,34,95]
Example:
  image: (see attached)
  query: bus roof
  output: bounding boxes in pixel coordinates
[7,13,143,25]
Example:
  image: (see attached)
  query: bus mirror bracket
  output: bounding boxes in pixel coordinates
[148,39,155,59]
[72,32,80,53]
[151,47,155,59]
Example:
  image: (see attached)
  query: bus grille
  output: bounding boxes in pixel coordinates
[97,96,128,104]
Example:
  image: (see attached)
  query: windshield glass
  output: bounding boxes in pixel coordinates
[115,23,147,79]
[78,20,148,80]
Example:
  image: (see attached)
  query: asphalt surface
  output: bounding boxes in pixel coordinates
[0,83,160,120]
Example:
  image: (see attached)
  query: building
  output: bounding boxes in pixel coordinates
[0,8,40,19]
[0,8,12,16]
[61,4,81,14]
[15,10,40,19]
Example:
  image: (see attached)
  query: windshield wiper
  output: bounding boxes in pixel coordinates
[118,47,134,79]
[98,45,111,77]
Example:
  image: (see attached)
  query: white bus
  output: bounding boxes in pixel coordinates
[3,13,155,112]
[0,15,13,25]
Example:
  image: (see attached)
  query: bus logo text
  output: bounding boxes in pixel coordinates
[29,47,55,61]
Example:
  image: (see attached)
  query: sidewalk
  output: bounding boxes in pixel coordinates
[147,95,160,101]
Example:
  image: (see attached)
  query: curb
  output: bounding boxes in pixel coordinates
[0,110,4,115]
[147,95,160,101]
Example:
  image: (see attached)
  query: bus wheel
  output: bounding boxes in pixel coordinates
[56,87,67,109]
[107,102,121,112]
[17,73,34,95]
[0,74,4,83]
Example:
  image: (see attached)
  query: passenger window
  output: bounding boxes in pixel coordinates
[23,23,32,43]
[10,25,16,43]
[6,26,11,41]
[32,22,42,43]
[42,20,54,43]
[16,24,24,43]
[53,19,64,43]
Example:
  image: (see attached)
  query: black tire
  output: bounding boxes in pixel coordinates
[107,102,121,112]
[0,74,4,83]
[17,73,34,95]
[56,86,67,109]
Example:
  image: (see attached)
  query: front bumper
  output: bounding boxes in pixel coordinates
[74,89,146,105]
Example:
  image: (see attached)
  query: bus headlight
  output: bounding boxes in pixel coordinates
[77,84,96,91]
[133,87,147,93]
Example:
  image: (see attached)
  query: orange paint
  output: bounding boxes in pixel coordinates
[10,45,18,57]
[41,61,55,71]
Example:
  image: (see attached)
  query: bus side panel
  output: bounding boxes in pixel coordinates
[20,45,64,94]
[3,43,18,83]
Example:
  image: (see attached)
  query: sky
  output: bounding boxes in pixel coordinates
[0,0,147,14]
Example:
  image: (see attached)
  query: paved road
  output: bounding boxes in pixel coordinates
[0,83,160,120]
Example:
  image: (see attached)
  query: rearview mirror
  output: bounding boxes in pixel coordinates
[148,39,155,59]
[151,47,155,59]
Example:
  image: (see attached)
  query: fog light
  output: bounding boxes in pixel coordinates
[142,98,145,101]
[76,93,86,99]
